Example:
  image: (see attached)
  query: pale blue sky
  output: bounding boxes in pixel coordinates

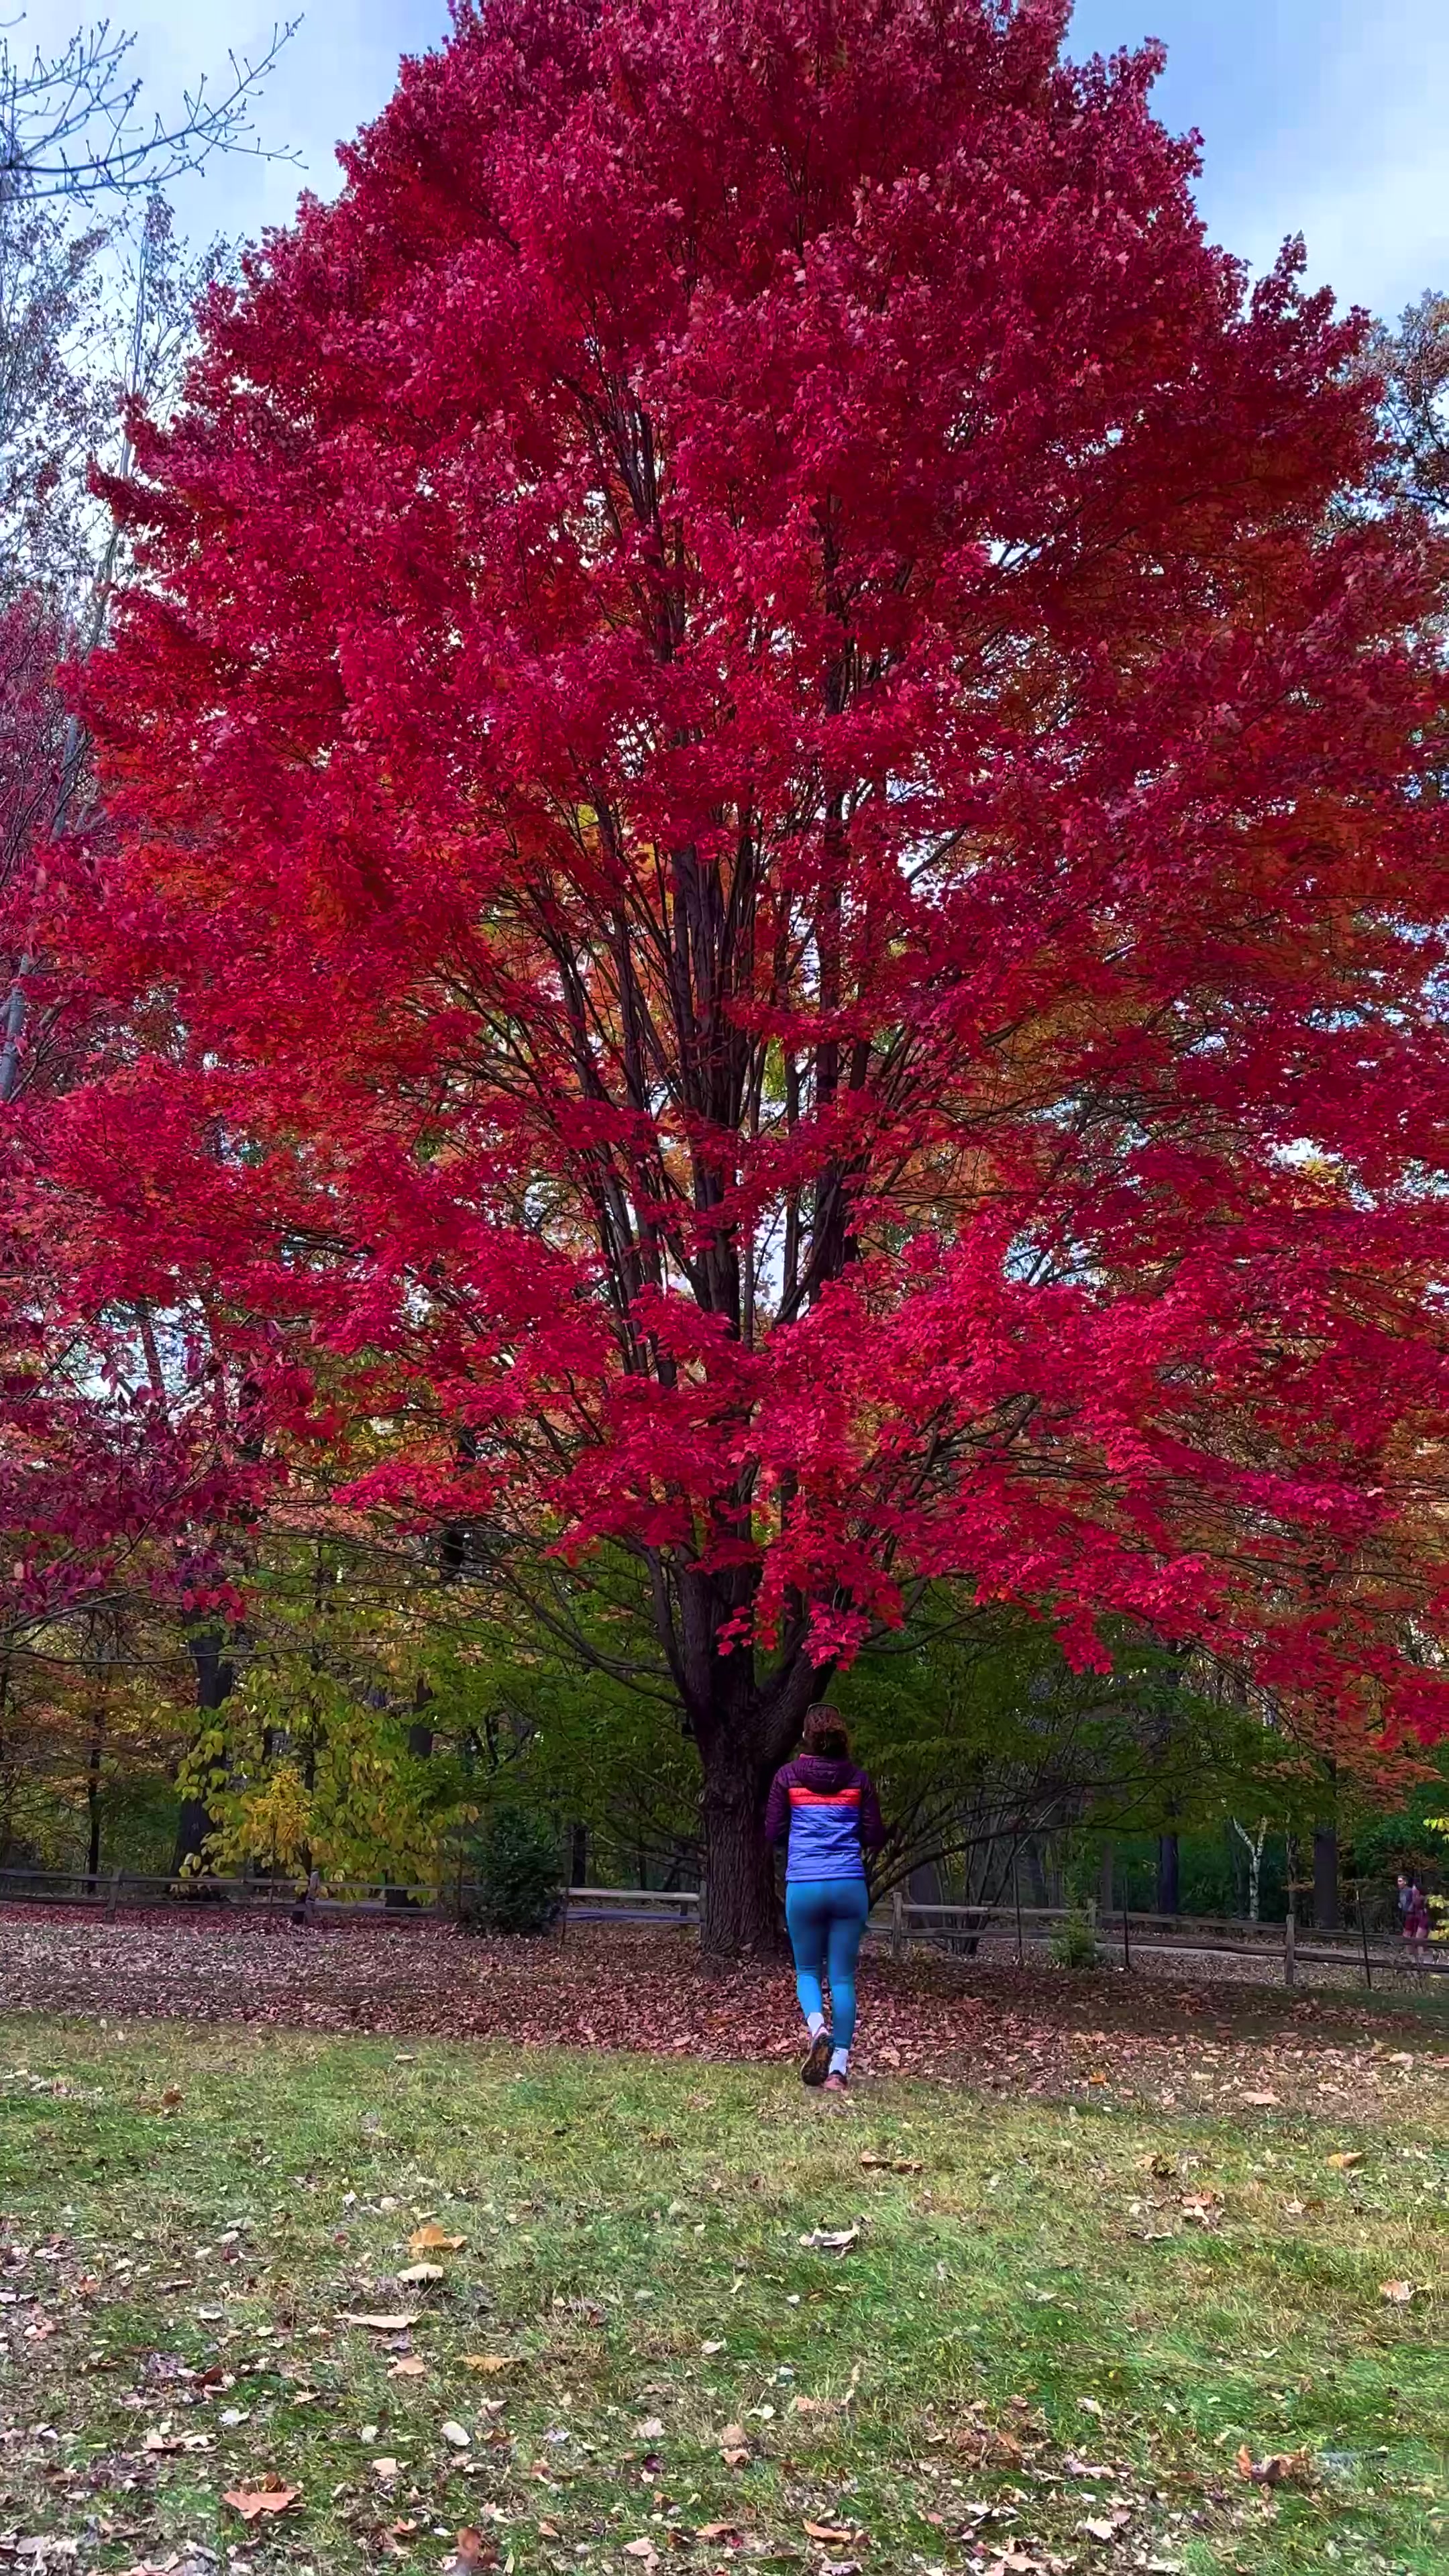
[14,0,1449,321]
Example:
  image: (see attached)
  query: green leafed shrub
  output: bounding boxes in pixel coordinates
[1049,1907,1102,1971]
[465,1805,564,1935]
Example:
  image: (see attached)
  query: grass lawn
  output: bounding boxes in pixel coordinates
[0,2017,1444,2576]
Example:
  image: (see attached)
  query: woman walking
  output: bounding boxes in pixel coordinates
[764,1706,885,2091]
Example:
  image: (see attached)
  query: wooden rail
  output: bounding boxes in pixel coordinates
[0,1870,1440,1986]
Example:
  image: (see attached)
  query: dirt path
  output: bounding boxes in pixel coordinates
[2,1906,1446,2127]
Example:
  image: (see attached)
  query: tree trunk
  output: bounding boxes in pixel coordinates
[699,1752,781,1957]
[85,1710,103,1889]
[661,1560,823,1957]
[1313,1824,1340,1930]
[1097,1837,1115,1918]
[172,1629,233,1884]
[386,1696,435,1907]
[1157,1831,1179,1916]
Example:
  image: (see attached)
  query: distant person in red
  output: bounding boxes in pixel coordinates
[764,1706,885,2092]
[1399,1874,1431,1947]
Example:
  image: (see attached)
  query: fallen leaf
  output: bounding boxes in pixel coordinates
[859,2152,922,2174]
[372,2456,401,2483]
[388,2355,427,2379]
[695,2525,741,2542]
[1080,2508,1133,2538]
[804,2522,855,2544]
[462,2353,516,2374]
[1236,2444,1312,2487]
[339,2310,421,2332]
[1379,2279,1417,2305]
[1240,2091,1280,2108]
[623,2543,660,2568]
[798,2226,859,2253]
[441,2420,472,2449]
[223,2475,302,2522]
[635,2416,665,2438]
[453,2533,500,2572]
[398,2260,446,2284]
[1325,2151,1364,2172]
[409,2223,467,2255]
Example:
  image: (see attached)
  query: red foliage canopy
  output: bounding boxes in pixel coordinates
[43,0,1449,1940]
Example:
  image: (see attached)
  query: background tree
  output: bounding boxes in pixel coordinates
[46,0,1449,1951]
[1372,289,1449,520]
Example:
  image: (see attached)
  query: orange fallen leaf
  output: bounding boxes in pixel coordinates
[388,2353,427,2378]
[453,2533,500,2571]
[1235,2444,1311,2487]
[804,2521,855,2543]
[409,2222,467,2255]
[1326,2151,1364,2171]
[223,2475,302,2522]
[1379,2279,1417,2305]
[463,2353,516,2373]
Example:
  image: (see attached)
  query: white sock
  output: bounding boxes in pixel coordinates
[806,2011,826,2039]
[828,2046,849,2077]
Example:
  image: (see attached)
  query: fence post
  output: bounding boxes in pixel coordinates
[1284,1911,1296,1988]
[891,1885,905,1962]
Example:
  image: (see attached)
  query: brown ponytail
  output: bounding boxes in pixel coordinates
[802,1703,849,1759]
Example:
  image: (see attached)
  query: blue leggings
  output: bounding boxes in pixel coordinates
[784,1878,870,2050]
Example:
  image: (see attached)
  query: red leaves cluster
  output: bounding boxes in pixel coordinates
[17,0,1449,1760]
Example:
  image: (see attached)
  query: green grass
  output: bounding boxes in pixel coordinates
[0,2019,1445,2575]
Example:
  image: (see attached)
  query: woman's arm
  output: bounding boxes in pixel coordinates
[858,1771,887,1853]
[762,1768,792,1846]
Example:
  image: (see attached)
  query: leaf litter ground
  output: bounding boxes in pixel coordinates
[0,1953,1444,2576]
[0,1913,1446,2122]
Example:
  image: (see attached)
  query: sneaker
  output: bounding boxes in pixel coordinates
[822,2070,849,2093]
[801,2032,831,2087]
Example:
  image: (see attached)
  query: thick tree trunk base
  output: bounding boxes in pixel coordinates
[170,1795,219,1888]
[699,1784,783,1961]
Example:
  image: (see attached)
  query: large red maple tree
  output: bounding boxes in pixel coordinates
[47,0,1449,1946]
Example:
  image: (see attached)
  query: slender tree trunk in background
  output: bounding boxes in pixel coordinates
[1157,1831,1180,1916]
[386,1687,435,1909]
[1024,1837,1049,1908]
[85,1708,103,1888]
[570,1823,588,1888]
[1313,1824,1340,1930]
[1097,1837,1115,1917]
[172,1629,232,1882]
